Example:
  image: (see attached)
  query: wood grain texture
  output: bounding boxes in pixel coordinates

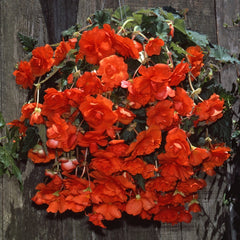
[0,0,239,239]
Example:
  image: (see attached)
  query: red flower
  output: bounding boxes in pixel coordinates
[165,127,191,159]
[115,107,136,125]
[147,100,175,130]
[173,87,194,116]
[13,61,35,89]
[113,34,139,59]
[88,213,106,228]
[126,127,162,158]
[186,46,204,79]
[145,37,164,56]
[78,24,115,65]
[202,145,231,175]
[79,95,118,132]
[145,177,176,192]
[76,71,103,96]
[169,60,189,86]
[28,145,58,164]
[30,44,54,76]
[127,76,152,108]
[42,88,69,120]
[123,158,146,175]
[126,192,156,216]
[77,131,108,153]
[54,40,72,66]
[193,93,224,125]
[94,203,122,221]
[189,147,210,166]
[90,150,123,175]
[97,55,129,91]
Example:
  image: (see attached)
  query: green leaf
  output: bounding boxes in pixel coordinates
[17,32,38,53]
[170,42,188,56]
[36,124,48,154]
[112,5,132,21]
[208,110,233,145]
[93,9,112,27]
[209,44,240,64]
[61,24,81,39]
[0,144,22,186]
[174,18,186,34]
[156,20,170,41]
[0,112,5,129]
[21,127,39,153]
[186,30,209,47]
[133,174,145,191]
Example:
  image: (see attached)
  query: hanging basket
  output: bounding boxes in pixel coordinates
[6,6,238,228]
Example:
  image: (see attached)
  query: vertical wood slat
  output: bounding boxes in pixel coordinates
[0,0,239,239]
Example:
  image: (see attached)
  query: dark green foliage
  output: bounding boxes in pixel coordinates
[17,32,38,53]
[92,9,112,27]
[61,24,82,39]
[133,174,145,190]
[21,127,39,153]
[208,110,233,146]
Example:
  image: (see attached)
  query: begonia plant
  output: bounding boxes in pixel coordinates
[1,6,239,228]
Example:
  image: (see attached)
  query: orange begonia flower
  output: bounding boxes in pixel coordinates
[139,64,172,83]
[154,206,192,225]
[13,61,35,89]
[94,203,122,221]
[64,89,85,112]
[189,147,210,166]
[106,140,129,157]
[193,93,224,126]
[30,44,54,76]
[142,164,156,179]
[126,191,156,216]
[42,88,70,119]
[76,71,103,96]
[54,40,72,66]
[147,100,175,130]
[122,158,146,175]
[145,177,176,192]
[202,144,231,175]
[145,37,164,56]
[78,24,115,65]
[97,55,129,91]
[173,87,194,116]
[115,107,136,125]
[79,94,118,132]
[88,213,106,228]
[169,60,189,86]
[28,146,57,164]
[126,127,162,158]
[90,151,123,175]
[77,131,108,153]
[127,76,152,108]
[188,202,201,212]
[159,162,194,181]
[165,127,191,159]
[20,102,43,123]
[32,175,67,213]
[186,46,204,80]
[177,178,206,195]
[113,34,139,59]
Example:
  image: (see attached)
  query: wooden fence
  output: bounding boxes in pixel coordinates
[0,0,239,239]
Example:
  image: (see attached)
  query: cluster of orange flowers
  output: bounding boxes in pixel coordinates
[11,23,230,228]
